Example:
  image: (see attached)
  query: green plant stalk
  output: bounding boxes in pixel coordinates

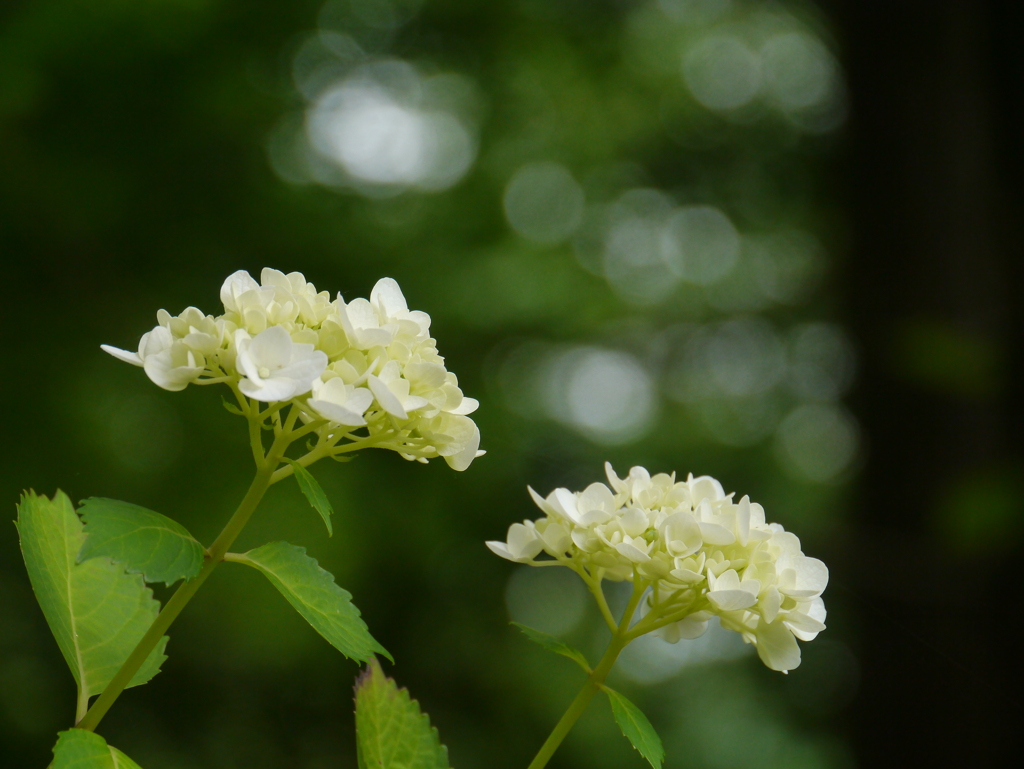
[526,579,647,769]
[76,406,292,732]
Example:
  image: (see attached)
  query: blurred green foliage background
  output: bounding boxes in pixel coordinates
[2,1,1021,767]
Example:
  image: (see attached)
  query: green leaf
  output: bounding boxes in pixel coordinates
[16,491,168,704]
[78,498,205,585]
[511,622,591,672]
[221,397,244,416]
[355,658,450,769]
[232,541,389,662]
[603,687,664,768]
[286,459,333,536]
[52,729,142,769]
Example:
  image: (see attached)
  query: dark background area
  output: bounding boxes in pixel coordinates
[1,1,1021,767]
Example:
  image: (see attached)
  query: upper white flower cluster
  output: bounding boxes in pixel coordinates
[102,269,482,471]
[487,464,827,671]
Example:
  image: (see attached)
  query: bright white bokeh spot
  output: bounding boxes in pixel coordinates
[775,403,859,483]
[505,565,587,636]
[304,62,477,193]
[545,347,656,444]
[761,32,837,111]
[309,83,473,189]
[663,205,740,285]
[683,35,761,111]
[616,618,752,684]
[504,162,585,243]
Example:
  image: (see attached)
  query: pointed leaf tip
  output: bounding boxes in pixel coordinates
[231,541,389,663]
[286,459,334,536]
[604,687,665,768]
[78,497,204,585]
[511,622,591,672]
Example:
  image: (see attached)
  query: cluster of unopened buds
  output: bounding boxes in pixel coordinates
[102,269,483,470]
[488,463,828,671]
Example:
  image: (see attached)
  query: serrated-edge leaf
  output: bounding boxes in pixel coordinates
[78,497,205,585]
[52,729,143,769]
[233,541,389,662]
[603,686,664,768]
[355,658,450,769]
[16,490,168,701]
[511,622,591,672]
[286,459,333,536]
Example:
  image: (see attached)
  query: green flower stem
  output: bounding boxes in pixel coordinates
[584,572,619,634]
[76,405,293,732]
[526,579,647,769]
[76,465,274,731]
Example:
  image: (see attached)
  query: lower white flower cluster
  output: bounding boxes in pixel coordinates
[102,269,482,471]
[487,464,827,671]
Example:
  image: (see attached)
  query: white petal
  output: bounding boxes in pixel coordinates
[698,522,736,546]
[485,541,519,562]
[783,613,827,642]
[143,356,203,392]
[736,495,751,546]
[248,326,293,369]
[370,277,409,318]
[449,397,479,415]
[528,486,557,516]
[403,395,430,413]
[220,269,259,312]
[614,541,651,563]
[309,399,367,427]
[239,376,299,402]
[276,351,328,395]
[551,488,580,523]
[368,374,409,419]
[443,423,481,471]
[661,511,702,557]
[708,589,759,612]
[101,344,143,367]
[604,462,627,493]
[657,613,711,643]
[759,587,782,624]
[507,523,543,560]
[755,620,802,672]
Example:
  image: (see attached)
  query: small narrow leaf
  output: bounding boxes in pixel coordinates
[52,729,143,769]
[355,658,450,769]
[232,541,388,662]
[16,491,168,702]
[604,687,664,768]
[221,397,244,416]
[511,622,591,672]
[286,459,334,536]
[78,498,205,585]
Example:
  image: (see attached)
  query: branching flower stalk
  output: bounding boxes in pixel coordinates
[489,463,830,767]
[21,268,832,769]
[40,267,483,741]
[526,578,646,769]
[78,399,302,731]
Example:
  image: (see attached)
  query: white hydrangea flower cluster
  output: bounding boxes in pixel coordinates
[487,464,827,671]
[102,269,482,471]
